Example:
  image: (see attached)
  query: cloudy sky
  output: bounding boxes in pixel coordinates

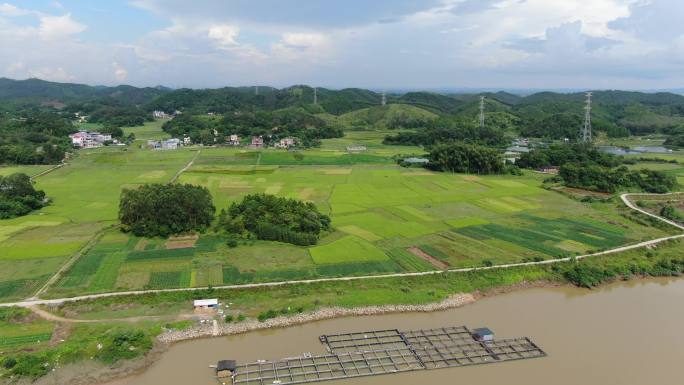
[0,0,682,89]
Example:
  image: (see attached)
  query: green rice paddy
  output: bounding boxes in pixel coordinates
[0,128,678,301]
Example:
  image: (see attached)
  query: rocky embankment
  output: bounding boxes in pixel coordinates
[158,293,475,343]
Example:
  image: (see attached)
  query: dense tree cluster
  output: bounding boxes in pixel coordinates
[0,173,47,219]
[664,134,684,148]
[426,142,505,174]
[67,101,152,127]
[0,113,71,164]
[559,164,677,193]
[383,117,506,147]
[517,144,622,169]
[119,184,215,237]
[217,194,331,246]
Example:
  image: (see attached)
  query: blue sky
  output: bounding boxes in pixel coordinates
[0,0,682,89]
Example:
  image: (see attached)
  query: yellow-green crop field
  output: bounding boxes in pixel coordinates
[1,129,679,301]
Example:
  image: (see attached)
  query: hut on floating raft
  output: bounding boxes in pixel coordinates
[472,327,494,342]
[216,360,237,378]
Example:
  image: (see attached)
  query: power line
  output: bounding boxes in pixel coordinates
[581,92,592,142]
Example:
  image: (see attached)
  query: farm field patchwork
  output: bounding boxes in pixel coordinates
[0,146,196,301]
[38,146,673,297]
[3,133,680,300]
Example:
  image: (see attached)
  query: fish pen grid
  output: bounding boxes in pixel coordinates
[225,326,546,385]
[231,348,424,385]
[319,329,406,354]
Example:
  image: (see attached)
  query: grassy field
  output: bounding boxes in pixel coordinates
[0,141,196,301]
[1,130,680,301]
[123,120,171,142]
[41,142,674,297]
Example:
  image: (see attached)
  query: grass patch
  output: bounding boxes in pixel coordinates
[309,236,390,264]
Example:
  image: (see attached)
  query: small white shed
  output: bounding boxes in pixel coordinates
[193,298,218,310]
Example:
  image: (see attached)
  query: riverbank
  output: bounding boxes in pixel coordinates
[157,293,476,343]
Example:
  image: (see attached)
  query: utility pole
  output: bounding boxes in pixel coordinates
[381,91,386,106]
[479,96,485,129]
[313,87,318,105]
[581,92,592,143]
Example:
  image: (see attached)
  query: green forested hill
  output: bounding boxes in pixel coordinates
[2,77,684,143]
[336,104,438,130]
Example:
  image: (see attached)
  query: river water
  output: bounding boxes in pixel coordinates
[106,278,684,385]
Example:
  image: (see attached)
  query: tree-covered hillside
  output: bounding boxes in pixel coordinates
[2,77,684,156]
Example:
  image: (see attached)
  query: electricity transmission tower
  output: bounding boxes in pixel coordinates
[381,91,386,106]
[255,86,259,96]
[581,92,593,142]
[479,96,486,129]
[313,87,318,105]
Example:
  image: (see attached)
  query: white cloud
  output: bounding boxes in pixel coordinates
[208,25,239,47]
[38,13,87,39]
[281,33,325,49]
[112,62,128,81]
[27,66,74,81]
[0,3,30,17]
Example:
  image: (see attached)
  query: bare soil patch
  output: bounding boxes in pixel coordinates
[165,234,199,250]
[407,246,449,269]
[134,239,148,251]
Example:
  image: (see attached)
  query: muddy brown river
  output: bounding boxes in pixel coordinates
[105,278,684,385]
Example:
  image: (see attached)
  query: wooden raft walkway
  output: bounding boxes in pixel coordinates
[224,326,546,385]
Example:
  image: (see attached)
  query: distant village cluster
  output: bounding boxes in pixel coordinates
[69,131,121,148]
[148,111,299,151]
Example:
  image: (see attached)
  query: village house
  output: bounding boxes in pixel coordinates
[274,137,295,149]
[250,136,264,148]
[161,138,180,150]
[152,110,172,119]
[147,139,161,149]
[226,134,240,146]
[69,131,112,148]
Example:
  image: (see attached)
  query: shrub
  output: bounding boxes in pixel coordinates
[96,330,152,364]
[2,357,17,369]
[257,309,279,322]
[563,263,612,288]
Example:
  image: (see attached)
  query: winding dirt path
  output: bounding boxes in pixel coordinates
[1,193,682,309]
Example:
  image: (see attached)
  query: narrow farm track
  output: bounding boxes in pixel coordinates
[27,305,195,324]
[30,162,65,180]
[1,193,682,309]
[170,149,200,183]
[29,226,112,300]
